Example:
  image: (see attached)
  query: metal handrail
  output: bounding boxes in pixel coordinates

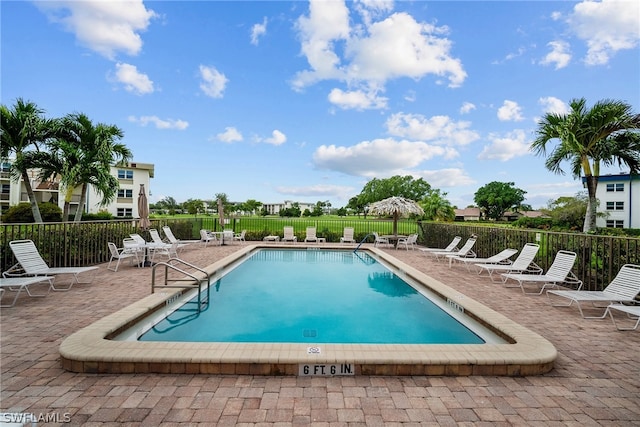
[354,233,374,253]
[151,258,210,310]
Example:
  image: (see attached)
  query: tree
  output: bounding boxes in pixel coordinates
[158,196,180,214]
[1,98,59,223]
[240,199,262,215]
[347,196,366,217]
[183,198,204,216]
[51,113,131,222]
[474,181,526,220]
[532,98,640,232]
[357,176,432,207]
[420,189,455,221]
[542,192,588,230]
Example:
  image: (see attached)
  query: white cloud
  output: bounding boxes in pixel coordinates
[112,62,154,95]
[415,168,475,188]
[328,88,388,110]
[264,130,287,146]
[36,0,156,60]
[385,112,480,146]
[199,65,228,98]
[292,1,466,101]
[539,96,570,115]
[497,100,524,122]
[478,129,531,161]
[250,17,268,45]
[568,0,640,65]
[128,115,188,130]
[216,127,243,143]
[459,102,476,114]
[313,138,450,177]
[540,40,572,69]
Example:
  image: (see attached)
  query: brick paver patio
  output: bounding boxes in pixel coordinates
[1,242,639,426]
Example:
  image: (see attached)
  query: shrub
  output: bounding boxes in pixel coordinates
[1,202,62,223]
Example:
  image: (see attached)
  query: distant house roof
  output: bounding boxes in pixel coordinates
[455,207,481,218]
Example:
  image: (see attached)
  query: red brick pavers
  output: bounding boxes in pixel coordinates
[1,243,639,426]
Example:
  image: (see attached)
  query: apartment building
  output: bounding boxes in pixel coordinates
[261,200,317,215]
[0,160,154,219]
[590,173,640,229]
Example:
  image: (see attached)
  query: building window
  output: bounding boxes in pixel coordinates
[117,189,133,198]
[605,201,624,211]
[606,183,624,192]
[606,220,624,228]
[1,162,10,172]
[117,208,132,217]
[117,170,133,179]
[1,184,9,194]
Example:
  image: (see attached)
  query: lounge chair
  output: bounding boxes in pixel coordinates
[396,233,418,250]
[0,276,53,308]
[340,227,356,244]
[604,303,640,331]
[149,228,171,247]
[107,242,140,272]
[547,264,640,318]
[304,227,318,243]
[475,243,542,282]
[448,248,518,271]
[501,250,582,295]
[162,226,200,250]
[5,239,98,291]
[431,236,477,261]
[282,226,297,243]
[419,236,461,253]
[372,232,391,248]
[149,241,180,262]
[200,229,220,247]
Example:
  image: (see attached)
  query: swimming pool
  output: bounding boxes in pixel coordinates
[60,244,557,376]
[125,249,487,344]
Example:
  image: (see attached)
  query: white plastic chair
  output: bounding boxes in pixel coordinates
[107,242,139,272]
[340,227,356,244]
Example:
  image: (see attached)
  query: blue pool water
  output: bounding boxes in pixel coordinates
[138,249,484,344]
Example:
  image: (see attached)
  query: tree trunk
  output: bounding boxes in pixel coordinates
[21,170,43,223]
[583,175,599,233]
[73,183,88,222]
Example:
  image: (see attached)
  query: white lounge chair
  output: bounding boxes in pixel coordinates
[396,233,418,250]
[547,264,640,318]
[604,304,640,331]
[304,227,318,243]
[340,227,356,244]
[501,250,582,295]
[107,242,140,272]
[162,226,200,250]
[0,276,53,307]
[282,226,297,243]
[475,243,542,282]
[5,240,98,291]
[372,232,391,248]
[200,229,220,248]
[419,236,461,253]
[448,248,518,271]
[149,228,171,247]
[431,236,477,261]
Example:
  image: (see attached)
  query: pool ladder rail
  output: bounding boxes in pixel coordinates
[354,233,374,253]
[151,258,210,310]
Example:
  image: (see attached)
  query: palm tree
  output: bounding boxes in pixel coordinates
[52,113,132,222]
[531,98,640,232]
[1,98,59,223]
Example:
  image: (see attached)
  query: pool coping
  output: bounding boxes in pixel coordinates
[59,244,557,376]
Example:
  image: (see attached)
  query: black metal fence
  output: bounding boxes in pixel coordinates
[419,222,640,291]
[1,218,638,291]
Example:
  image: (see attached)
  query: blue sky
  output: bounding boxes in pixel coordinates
[2,0,639,209]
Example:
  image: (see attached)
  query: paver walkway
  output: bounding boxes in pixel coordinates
[1,242,639,426]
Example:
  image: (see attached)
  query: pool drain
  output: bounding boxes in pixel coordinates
[303,329,317,337]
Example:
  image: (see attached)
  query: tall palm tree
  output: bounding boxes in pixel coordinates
[1,98,59,223]
[52,113,132,222]
[531,98,640,232]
